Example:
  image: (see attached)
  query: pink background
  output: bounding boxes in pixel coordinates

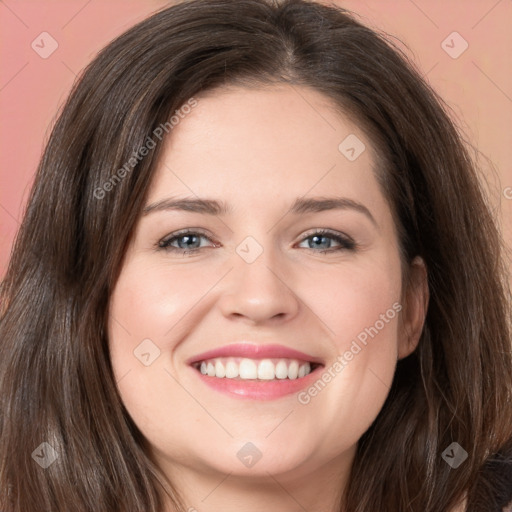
[1,0,511,281]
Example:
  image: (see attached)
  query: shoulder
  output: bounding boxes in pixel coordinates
[449,445,512,512]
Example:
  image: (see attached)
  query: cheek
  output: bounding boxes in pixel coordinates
[107,262,204,446]
[298,255,403,451]
[108,260,207,360]
[308,249,402,349]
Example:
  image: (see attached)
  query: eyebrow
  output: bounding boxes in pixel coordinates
[142,196,377,226]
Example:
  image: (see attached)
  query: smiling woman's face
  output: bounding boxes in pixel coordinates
[108,84,426,493]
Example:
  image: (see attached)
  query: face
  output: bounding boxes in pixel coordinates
[108,84,427,488]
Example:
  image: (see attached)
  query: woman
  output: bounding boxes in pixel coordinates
[1,0,511,510]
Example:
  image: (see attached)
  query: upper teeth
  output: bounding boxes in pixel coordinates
[197,358,312,380]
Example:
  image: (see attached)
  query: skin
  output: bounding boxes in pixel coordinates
[108,84,429,512]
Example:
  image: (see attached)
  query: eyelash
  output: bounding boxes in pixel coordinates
[156,228,357,256]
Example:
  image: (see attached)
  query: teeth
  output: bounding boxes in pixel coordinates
[225,360,239,378]
[257,359,275,380]
[196,357,313,380]
[288,360,299,379]
[215,360,226,378]
[275,360,288,379]
[239,359,258,379]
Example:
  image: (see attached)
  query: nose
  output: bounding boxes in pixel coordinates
[217,243,300,325]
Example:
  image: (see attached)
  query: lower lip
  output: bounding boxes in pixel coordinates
[191,366,324,400]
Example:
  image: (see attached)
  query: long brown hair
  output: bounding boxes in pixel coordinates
[1,1,511,510]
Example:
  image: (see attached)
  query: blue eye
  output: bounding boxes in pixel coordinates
[157,229,357,255]
[157,230,215,254]
[298,229,356,253]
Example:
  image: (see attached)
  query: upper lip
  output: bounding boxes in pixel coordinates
[187,343,325,366]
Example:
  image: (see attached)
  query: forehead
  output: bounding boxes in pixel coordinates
[147,84,385,215]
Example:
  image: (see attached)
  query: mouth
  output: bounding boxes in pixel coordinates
[187,343,325,400]
[192,357,322,381]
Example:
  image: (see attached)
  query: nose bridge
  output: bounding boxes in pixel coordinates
[217,233,300,323]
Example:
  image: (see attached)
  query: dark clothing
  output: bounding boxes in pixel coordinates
[468,448,512,512]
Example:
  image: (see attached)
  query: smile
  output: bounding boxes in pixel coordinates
[194,357,318,380]
[188,343,325,400]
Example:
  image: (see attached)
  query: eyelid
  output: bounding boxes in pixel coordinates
[295,228,357,251]
[157,228,217,248]
[298,227,352,241]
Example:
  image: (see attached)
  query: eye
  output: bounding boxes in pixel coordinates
[156,228,357,256]
[296,229,357,253]
[157,229,217,255]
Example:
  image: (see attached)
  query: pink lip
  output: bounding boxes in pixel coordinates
[193,368,323,400]
[187,343,325,401]
[187,343,324,366]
